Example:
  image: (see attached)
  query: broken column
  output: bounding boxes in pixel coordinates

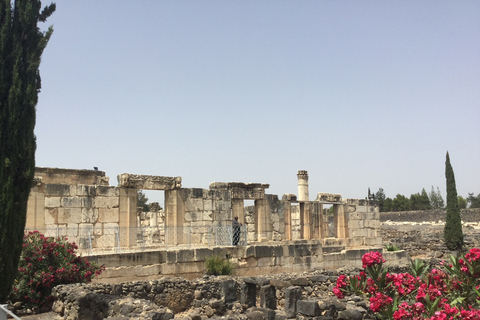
[297,170,311,239]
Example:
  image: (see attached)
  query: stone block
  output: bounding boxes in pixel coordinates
[75,185,96,196]
[98,208,119,223]
[185,211,201,222]
[222,279,237,303]
[166,251,177,263]
[256,246,274,258]
[103,223,119,234]
[296,300,320,316]
[61,196,82,208]
[45,184,70,196]
[94,196,119,209]
[356,205,367,213]
[285,286,302,318]
[66,224,78,237]
[240,282,256,307]
[58,208,82,224]
[257,257,274,267]
[185,198,204,212]
[45,196,61,208]
[202,211,213,221]
[81,196,94,208]
[45,208,57,224]
[177,249,194,263]
[260,285,276,310]
[81,208,98,223]
[195,248,214,262]
[96,186,119,197]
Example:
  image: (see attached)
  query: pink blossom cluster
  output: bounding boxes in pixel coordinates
[362,251,386,268]
[333,249,480,319]
[9,231,104,309]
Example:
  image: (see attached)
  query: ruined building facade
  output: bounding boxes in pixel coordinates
[25,168,395,279]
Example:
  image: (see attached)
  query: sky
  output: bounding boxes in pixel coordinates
[35,1,480,204]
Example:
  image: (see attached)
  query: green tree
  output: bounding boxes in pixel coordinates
[383,198,393,212]
[467,193,480,208]
[458,196,467,209]
[375,188,386,212]
[410,188,431,210]
[392,194,411,211]
[0,0,55,302]
[429,186,445,209]
[137,190,149,212]
[444,152,463,251]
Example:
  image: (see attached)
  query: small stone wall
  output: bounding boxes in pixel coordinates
[50,269,376,320]
[88,242,407,283]
[380,208,480,223]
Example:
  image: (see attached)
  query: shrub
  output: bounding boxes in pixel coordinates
[385,244,400,251]
[8,231,104,309]
[205,255,234,275]
[333,249,480,319]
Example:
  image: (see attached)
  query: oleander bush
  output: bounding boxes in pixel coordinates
[333,249,480,319]
[8,231,104,309]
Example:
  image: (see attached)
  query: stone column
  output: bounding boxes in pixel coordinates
[333,204,347,238]
[165,189,185,245]
[297,170,309,202]
[284,201,292,241]
[312,202,321,239]
[300,202,312,240]
[119,188,138,248]
[255,198,270,242]
[232,199,245,224]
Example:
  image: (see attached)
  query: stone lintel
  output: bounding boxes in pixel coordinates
[209,182,269,200]
[117,173,181,190]
[209,182,270,190]
[282,193,297,202]
[316,193,342,203]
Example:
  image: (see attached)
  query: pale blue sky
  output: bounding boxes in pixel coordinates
[35,1,480,203]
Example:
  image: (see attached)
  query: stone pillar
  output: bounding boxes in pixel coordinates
[255,198,270,242]
[284,201,292,241]
[241,282,256,307]
[260,285,276,310]
[297,170,309,202]
[165,189,185,245]
[285,286,302,318]
[222,279,237,303]
[232,199,245,224]
[119,188,138,248]
[312,202,321,240]
[333,204,347,238]
[300,202,312,240]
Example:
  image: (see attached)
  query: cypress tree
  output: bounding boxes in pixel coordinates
[0,0,55,302]
[444,152,463,251]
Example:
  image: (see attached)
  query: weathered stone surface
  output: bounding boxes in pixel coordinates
[296,300,320,317]
[260,285,276,310]
[222,279,237,303]
[117,174,181,190]
[284,286,302,318]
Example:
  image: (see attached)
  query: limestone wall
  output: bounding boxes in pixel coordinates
[26,167,382,254]
[381,208,480,223]
[88,242,406,283]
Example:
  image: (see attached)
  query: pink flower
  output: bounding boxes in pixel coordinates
[362,251,385,268]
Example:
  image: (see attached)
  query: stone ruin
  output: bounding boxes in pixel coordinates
[25,167,401,280]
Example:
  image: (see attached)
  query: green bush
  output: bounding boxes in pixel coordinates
[385,243,400,251]
[205,255,234,275]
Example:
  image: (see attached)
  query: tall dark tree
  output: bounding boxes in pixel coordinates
[444,152,463,251]
[375,188,386,212]
[0,0,55,302]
